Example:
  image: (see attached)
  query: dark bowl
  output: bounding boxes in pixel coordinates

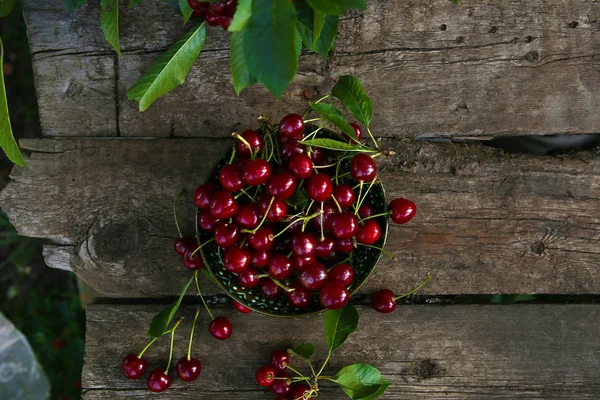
[198,129,388,317]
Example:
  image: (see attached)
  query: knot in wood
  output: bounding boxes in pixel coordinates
[531,241,546,255]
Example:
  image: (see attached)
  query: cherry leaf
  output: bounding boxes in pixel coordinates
[0,38,25,167]
[100,0,120,56]
[333,363,390,400]
[0,0,15,17]
[147,275,193,338]
[230,29,257,96]
[178,0,193,24]
[288,343,315,360]
[324,305,359,355]
[300,138,375,153]
[332,75,372,127]
[228,0,252,32]
[305,0,366,16]
[309,102,359,142]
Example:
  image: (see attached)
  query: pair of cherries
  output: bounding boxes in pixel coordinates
[187,0,237,31]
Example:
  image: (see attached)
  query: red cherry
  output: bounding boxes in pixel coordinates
[176,358,202,382]
[242,159,272,186]
[356,220,382,245]
[213,220,239,247]
[291,232,316,257]
[221,16,233,29]
[206,12,221,26]
[299,263,328,290]
[248,226,274,250]
[319,283,350,310]
[222,0,237,15]
[238,267,261,288]
[268,254,294,280]
[389,198,417,224]
[310,147,329,166]
[266,198,288,223]
[147,369,172,392]
[224,247,250,273]
[348,123,363,144]
[270,349,290,371]
[251,249,271,268]
[329,263,354,287]
[209,316,232,340]
[267,172,297,200]
[330,212,358,239]
[260,278,282,299]
[219,164,244,192]
[183,250,204,270]
[209,191,239,219]
[175,236,197,257]
[336,237,354,253]
[122,354,147,379]
[290,384,313,399]
[358,203,374,219]
[194,183,218,209]
[271,372,292,395]
[350,153,377,182]
[198,209,218,231]
[188,0,208,12]
[256,366,277,387]
[333,184,355,208]
[372,289,396,313]
[306,174,333,202]
[280,137,305,159]
[287,153,313,179]
[293,254,316,271]
[314,235,335,258]
[236,203,259,229]
[233,300,252,313]
[311,202,335,230]
[279,114,304,139]
[288,282,312,309]
[236,130,263,155]
[209,1,226,14]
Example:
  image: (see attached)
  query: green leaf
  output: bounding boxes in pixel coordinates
[315,14,339,60]
[288,343,315,360]
[301,138,375,153]
[228,0,252,32]
[286,187,309,209]
[0,39,25,167]
[147,275,193,338]
[451,0,461,6]
[324,305,359,354]
[128,23,207,112]
[333,363,390,400]
[312,10,325,47]
[230,29,257,96]
[332,75,372,127]
[309,102,358,141]
[0,0,16,17]
[305,0,366,16]
[100,0,120,56]
[178,0,193,24]
[129,0,143,7]
[243,0,298,98]
[62,0,87,12]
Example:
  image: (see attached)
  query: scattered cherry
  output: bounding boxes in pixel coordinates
[389,198,417,224]
[371,289,396,313]
[209,317,232,340]
[256,366,277,387]
[293,254,316,271]
[290,384,312,399]
[147,369,172,392]
[271,372,292,395]
[176,358,202,382]
[174,236,197,257]
[122,354,147,379]
[270,349,290,371]
[183,250,204,270]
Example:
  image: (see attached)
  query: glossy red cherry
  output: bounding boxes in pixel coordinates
[208,1,226,14]
[183,250,204,270]
[356,220,382,245]
[267,172,297,200]
[224,247,250,273]
[198,209,218,231]
[319,283,350,310]
[219,164,244,192]
[236,203,259,229]
[209,316,232,340]
[329,263,354,287]
[372,289,396,313]
[265,197,288,223]
[306,174,333,202]
[314,235,335,258]
[290,384,312,399]
[299,263,328,290]
[389,198,417,224]
[287,153,313,179]
[248,226,274,250]
[358,203,374,219]
[238,267,261,288]
[293,255,316,271]
[242,159,272,186]
[350,153,377,182]
[209,191,239,219]
[268,254,294,280]
[270,349,290,371]
[260,278,282,300]
[310,147,328,166]
[287,282,312,309]
[280,137,305,159]
[188,0,208,12]
[330,212,358,239]
[147,369,172,392]
[311,202,335,230]
[213,220,239,247]
[122,354,147,379]
[336,237,354,253]
[236,129,263,156]
[176,358,202,382]
[206,12,221,26]
[271,372,292,395]
[279,114,304,139]
[348,123,363,144]
[194,183,218,209]
[256,366,277,387]
[220,15,232,30]
[291,232,316,257]
[233,300,252,313]
[175,236,197,257]
[251,249,271,268]
[333,184,355,208]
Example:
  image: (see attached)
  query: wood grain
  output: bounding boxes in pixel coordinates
[2,138,599,296]
[83,304,600,399]
[23,0,600,138]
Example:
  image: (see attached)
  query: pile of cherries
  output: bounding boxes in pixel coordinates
[192,113,416,312]
[187,0,237,31]
[256,349,315,399]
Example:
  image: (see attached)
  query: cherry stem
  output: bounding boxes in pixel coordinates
[233,132,255,159]
[314,94,330,104]
[359,211,392,223]
[173,191,184,239]
[256,273,270,279]
[334,155,353,185]
[273,211,321,239]
[394,272,432,301]
[316,351,332,376]
[187,308,201,360]
[245,197,274,234]
[190,238,214,257]
[194,271,215,320]
[240,188,256,202]
[286,365,305,378]
[355,179,376,214]
[356,243,396,260]
[137,336,159,359]
[303,117,321,123]
[330,195,343,213]
[270,277,294,293]
[366,126,380,150]
[320,202,325,241]
[301,122,327,142]
[228,147,237,164]
[164,318,183,374]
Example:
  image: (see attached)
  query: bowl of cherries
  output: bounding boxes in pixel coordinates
[194,108,416,317]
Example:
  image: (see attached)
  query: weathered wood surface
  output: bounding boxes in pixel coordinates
[2,138,600,296]
[24,0,600,138]
[83,304,600,399]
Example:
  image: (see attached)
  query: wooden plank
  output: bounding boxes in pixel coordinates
[83,304,600,399]
[1,138,600,296]
[23,0,600,138]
